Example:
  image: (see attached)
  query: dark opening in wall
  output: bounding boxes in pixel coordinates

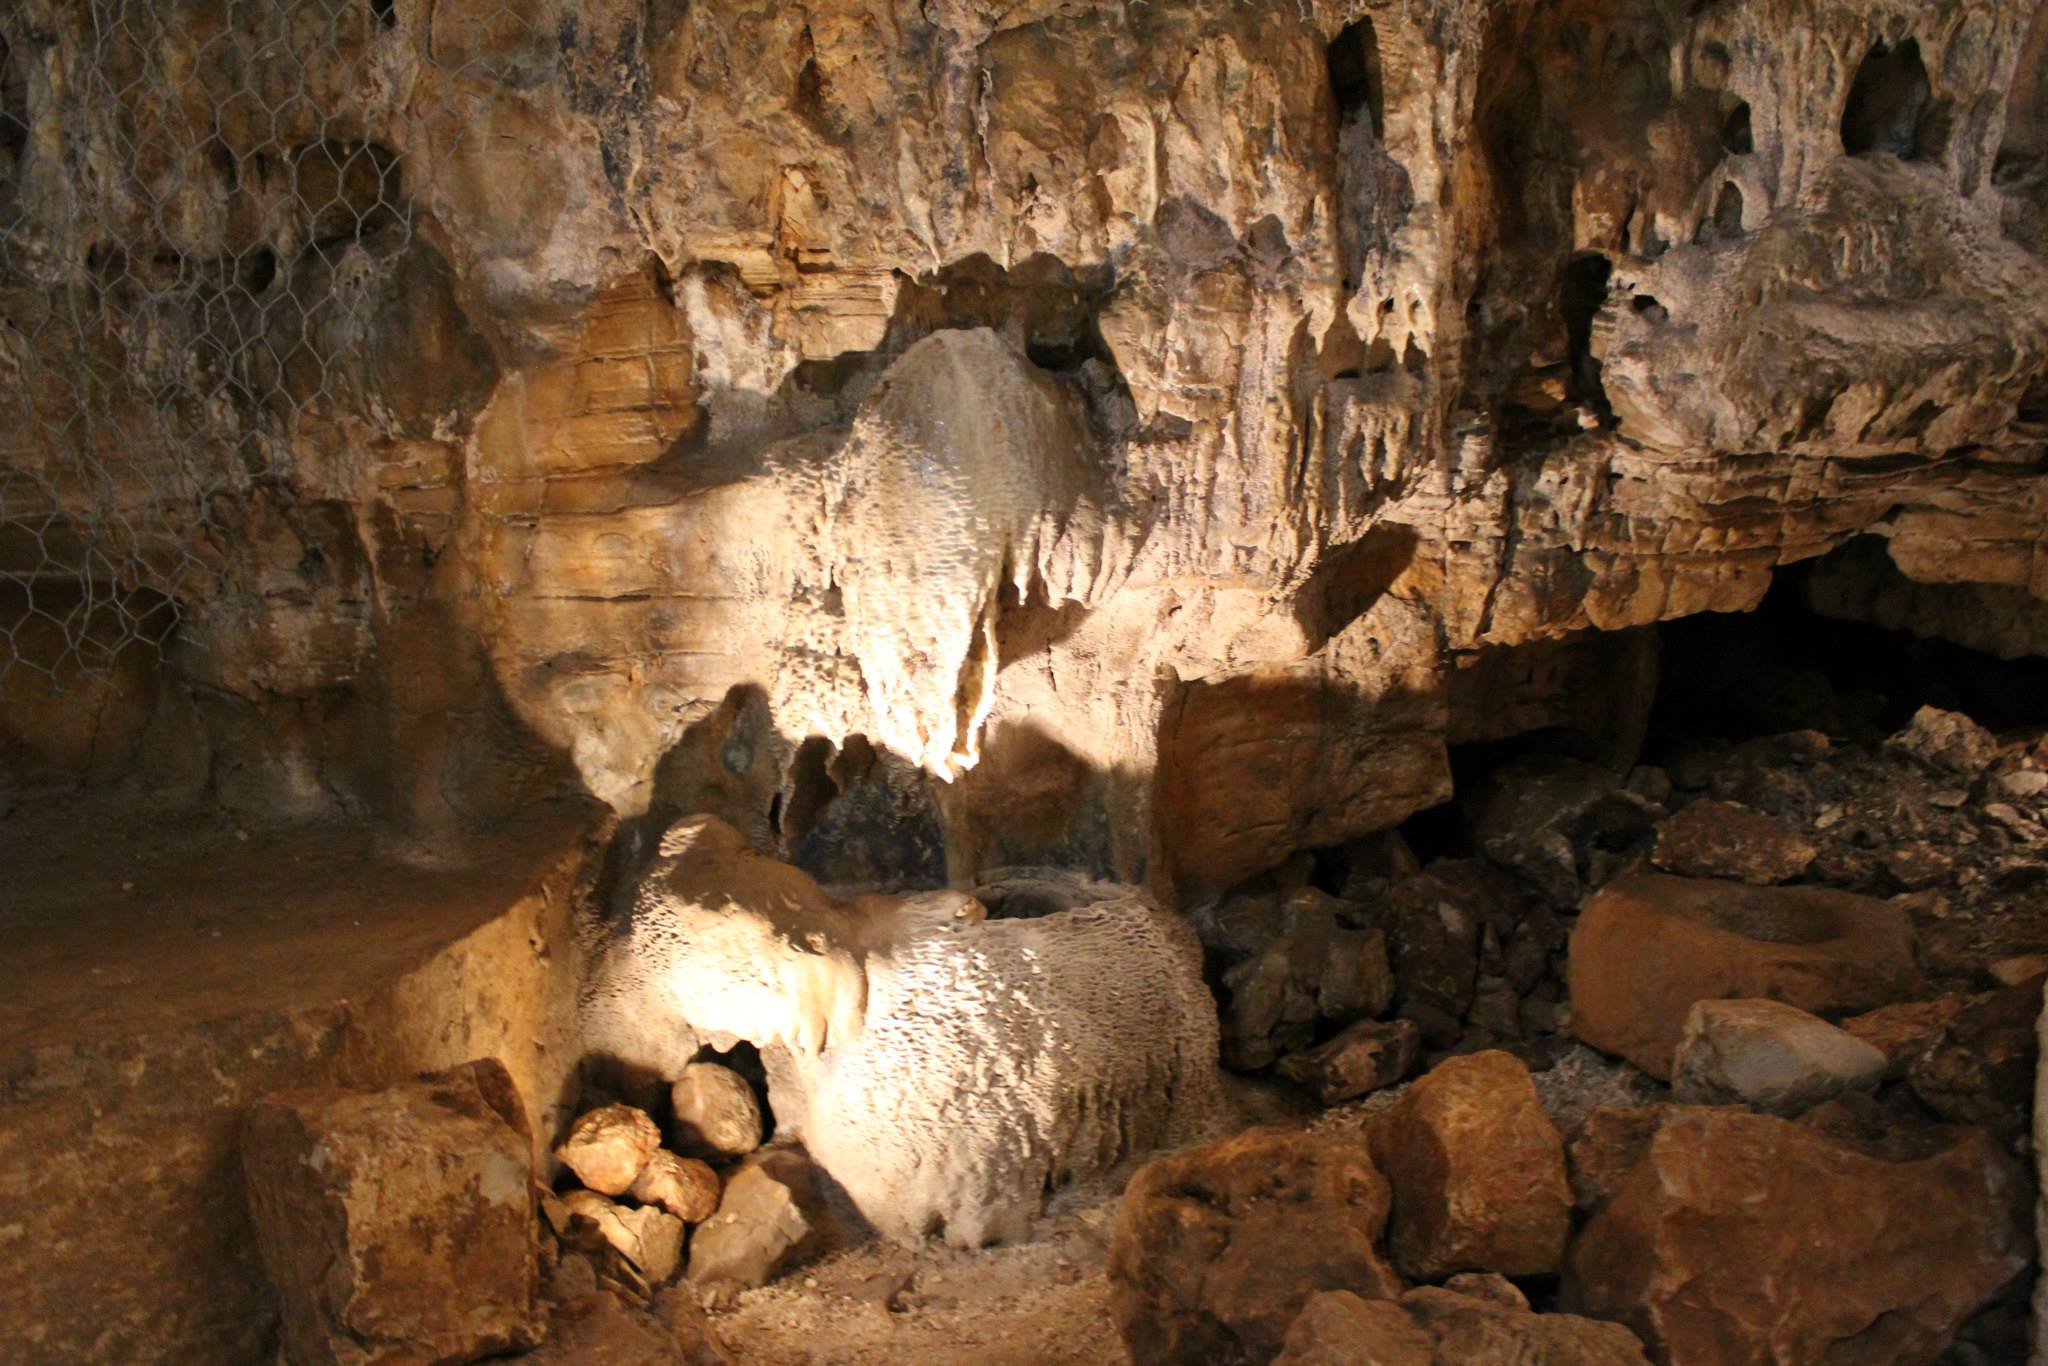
[1560,252,1614,419]
[1722,101,1753,155]
[1840,38,1940,160]
[1328,17,1386,140]
[1650,548,2048,749]
[369,0,396,26]
[1707,181,1745,239]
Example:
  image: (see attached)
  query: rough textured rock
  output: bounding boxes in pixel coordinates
[241,1059,540,1366]
[1367,1051,1572,1280]
[628,1152,721,1225]
[669,1064,764,1161]
[1108,1127,1403,1366]
[557,1105,664,1198]
[1569,874,1922,1077]
[1564,1106,2029,1366]
[561,1191,687,1287]
[1671,998,1887,1114]
[1217,909,1395,1070]
[1274,1287,1652,1366]
[586,816,1220,1247]
[684,1164,810,1293]
[1652,799,1817,884]
[1277,1018,1422,1104]
[519,1292,733,1366]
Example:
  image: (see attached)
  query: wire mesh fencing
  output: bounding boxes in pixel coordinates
[0,0,541,685]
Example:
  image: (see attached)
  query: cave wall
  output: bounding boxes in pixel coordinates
[4,0,2047,898]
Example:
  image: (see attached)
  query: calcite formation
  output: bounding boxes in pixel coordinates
[584,814,1221,1246]
[4,0,2045,902]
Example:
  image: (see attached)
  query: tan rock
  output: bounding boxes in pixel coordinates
[629,1151,720,1224]
[1651,798,1816,884]
[1569,874,1922,1078]
[557,1104,663,1197]
[1108,1127,1403,1366]
[562,1191,687,1288]
[242,1059,539,1366]
[1671,998,1887,1114]
[1274,1292,1433,1366]
[669,1063,764,1161]
[1367,1051,1571,1280]
[1563,1107,2028,1366]
[1273,1287,1651,1366]
[684,1164,810,1292]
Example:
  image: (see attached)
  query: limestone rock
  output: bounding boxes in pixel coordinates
[1651,799,1816,885]
[668,1064,763,1161]
[628,1152,720,1225]
[1219,915,1395,1071]
[1671,998,1887,1114]
[242,1059,538,1366]
[1276,1018,1421,1105]
[557,1105,663,1197]
[1887,706,2002,776]
[1563,1107,2028,1366]
[1274,1287,1651,1366]
[1569,874,1921,1078]
[1467,759,1652,907]
[684,1164,809,1292]
[562,1191,686,1287]
[1367,1051,1571,1280]
[1108,1127,1403,1366]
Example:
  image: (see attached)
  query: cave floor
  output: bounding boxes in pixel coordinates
[0,789,596,1056]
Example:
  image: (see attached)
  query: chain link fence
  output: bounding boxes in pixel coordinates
[0,0,535,685]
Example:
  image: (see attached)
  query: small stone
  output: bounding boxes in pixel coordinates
[670,1063,765,1160]
[1930,788,1970,809]
[1988,954,2048,986]
[1888,706,2000,776]
[543,1251,599,1304]
[686,1164,810,1291]
[1671,999,1887,1114]
[1997,769,2048,799]
[1275,1017,1421,1104]
[630,1150,721,1223]
[1440,1273,1529,1310]
[1814,803,1845,830]
[562,1190,687,1285]
[1368,1051,1572,1280]
[1652,798,1817,885]
[557,1103,662,1196]
[1881,843,1953,889]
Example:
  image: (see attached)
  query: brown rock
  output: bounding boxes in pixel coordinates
[1275,1018,1421,1104]
[629,1151,720,1224]
[242,1059,539,1366]
[1904,978,2041,1141]
[1564,1105,1681,1210]
[1367,1051,1571,1280]
[1108,1127,1403,1366]
[668,1064,764,1161]
[1219,913,1395,1071]
[1839,994,1976,1078]
[1887,706,2000,776]
[1568,874,1921,1078]
[520,1289,733,1366]
[1563,1107,2028,1366]
[1651,798,1816,884]
[1273,1287,1651,1366]
[557,1104,662,1197]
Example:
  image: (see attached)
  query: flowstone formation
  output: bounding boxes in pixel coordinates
[583,814,1222,1247]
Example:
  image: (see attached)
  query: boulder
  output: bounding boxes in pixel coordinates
[1651,799,1816,884]
[1568,874,1921,1078]
[685,1163,810,1292]
[1671,998,1886,1114]
[629,1151,720,1223]
[557,1104,662,1197]
[1903,978,2041,1141]
[1467,758,1656,907]
[1274,1287,1651,1366]
[1107,1127,1403,1366]
[668,1064,763,1161]
[242,1059,538,1366]
[1563,1106,2028,1366]
[1276,1018,1421,1104]
[1367,1051,1571,1280]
